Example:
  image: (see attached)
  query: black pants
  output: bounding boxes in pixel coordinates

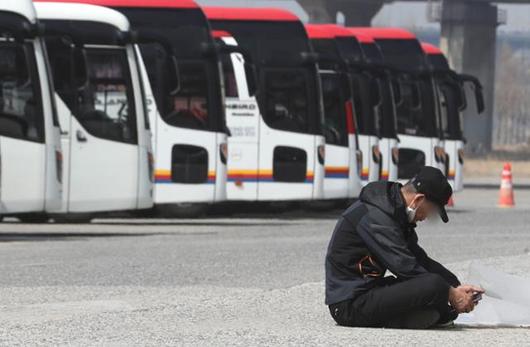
[329,273,451,328]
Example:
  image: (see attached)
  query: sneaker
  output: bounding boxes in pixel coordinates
[437,306,458,327]
[386,309,441,329]
[435,320,455,328]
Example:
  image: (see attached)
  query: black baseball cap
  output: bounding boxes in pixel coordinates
[409,166,453,223]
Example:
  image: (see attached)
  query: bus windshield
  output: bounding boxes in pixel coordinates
[46,41,138,144]
[427,54,464,140]
[210,20,322,135]
[0,40,44,142]
[349,70,379,137]
[320,72,348,147]
[437,81,463,140]
[335,37,363,63]
[330,37,379,137]
[82,48,138,144]
[360,42,397,138]
[117,8,225,133]
[376,39,438,137]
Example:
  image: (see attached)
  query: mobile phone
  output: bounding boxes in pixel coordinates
[472,292,483,303]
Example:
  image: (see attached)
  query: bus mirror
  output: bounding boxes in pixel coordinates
[122,30,138,44]
[200,42,217,57]
[340,73,352,97]
[474,84,485,114]
[451,80,467,112]
[15,45,30,87]
[392,79,403,105]
[411,82,422,109]
[460,74,485,114]
[73,47,89,90]
[168,55,181,96]
[244,61,258,97]
[300,51,319,64]
[470,80,485,114]
[371,78,382,106]
[30,22,45,38]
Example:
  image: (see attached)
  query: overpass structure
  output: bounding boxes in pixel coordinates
[297,0,530,153]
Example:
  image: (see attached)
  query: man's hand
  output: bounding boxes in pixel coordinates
[459,284,485,295]
[448,285,484,313]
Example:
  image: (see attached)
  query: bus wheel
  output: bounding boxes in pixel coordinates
[304,200,337,212]
[265,201,298,214]
[131,208,156,218]
[18,214,49,223]
[53,214,93,224]
[334,199,356,209]
[155,203,209,218]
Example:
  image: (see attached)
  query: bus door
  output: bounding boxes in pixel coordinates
[257,67,323,201]
[437,73,468,191]
[393,73,439,179]
[128,44,153,209]
[377,71,400,181]
[320,71,351,199]
[217,36,260,201]
[349,68,381,184]
[0,37,48,213]
[48,43,139,212]
[139,44,222,205]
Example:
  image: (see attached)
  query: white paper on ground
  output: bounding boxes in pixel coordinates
[455,262,530,327]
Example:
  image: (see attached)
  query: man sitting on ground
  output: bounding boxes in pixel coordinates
[325,166,484,329]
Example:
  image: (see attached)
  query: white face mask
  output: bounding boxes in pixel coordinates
[406,198,422,223]
[406,205,417,223]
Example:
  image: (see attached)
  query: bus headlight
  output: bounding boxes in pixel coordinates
[434,146,446,163]
[372,145,381,164]
[147,151,154,182]
[220,143,228,165]
[458,148,464,164]
[55,150,63,184]
[318,145,325,165]
[391,147,399,165]
[356,150,363,177]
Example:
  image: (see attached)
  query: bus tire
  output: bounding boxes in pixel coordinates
[18,214,49,223]
[265,201,298,213]
[304,200,337,212]
[131,208,156,218]
[155,203,209,218]
[53,214,93,224]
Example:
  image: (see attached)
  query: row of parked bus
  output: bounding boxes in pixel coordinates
[0,0,484,222]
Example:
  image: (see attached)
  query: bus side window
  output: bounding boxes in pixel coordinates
[75,48,138,144]
[263,69,309,133]
[221,53,238,98]
[0,42,44,143]
[321,73,347,147]
[162,61,210,131]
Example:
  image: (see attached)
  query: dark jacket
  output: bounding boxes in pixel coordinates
[325,181,460,305]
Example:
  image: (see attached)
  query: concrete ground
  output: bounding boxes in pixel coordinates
[0,188,529,345]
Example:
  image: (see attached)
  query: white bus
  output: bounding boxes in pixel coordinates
[0,0,62,222]
[305,25,362,201]
[351,28,446,180]
[422,43,484,191]
[34,1,153,221]
[205,7,325,202]
[352,32,400,182]
[96,0,228,217]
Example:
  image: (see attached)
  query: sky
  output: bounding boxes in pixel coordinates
[197,0,530,32]
[373,1,530,32]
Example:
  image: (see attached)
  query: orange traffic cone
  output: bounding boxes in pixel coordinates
[446,195,454,208]
[498,162,515,208]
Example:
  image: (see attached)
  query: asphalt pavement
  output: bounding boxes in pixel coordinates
[0,188,529,345]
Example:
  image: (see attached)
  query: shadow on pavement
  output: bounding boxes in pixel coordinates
[0,232,166,242]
